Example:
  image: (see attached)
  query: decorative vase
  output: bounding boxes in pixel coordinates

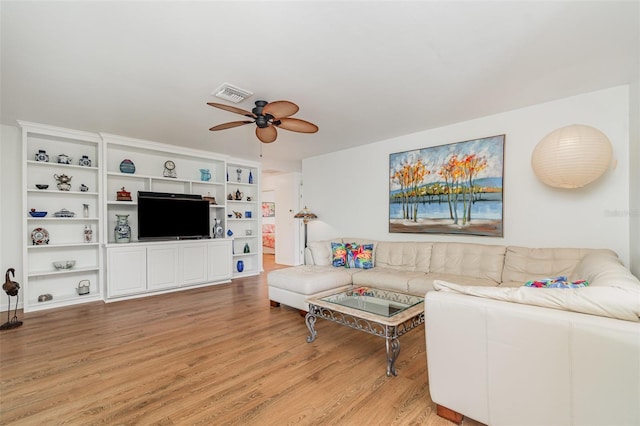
[119,159,135,174]
[248,171,253,184]
[83,204,89,218]
[114,214,131,243]
[243,243,250,253]
[236,168,242,182]
[79,155,91,167]
[200,168,211,181]
[35,149,49,162]
[236,260,244,273]
[213,218,223,238]
[227,229,233,237]
[84,225,93,243]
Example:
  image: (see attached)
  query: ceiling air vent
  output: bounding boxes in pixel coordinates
[212,83,253,103]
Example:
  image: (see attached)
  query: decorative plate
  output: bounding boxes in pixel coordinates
[31,227,49,245]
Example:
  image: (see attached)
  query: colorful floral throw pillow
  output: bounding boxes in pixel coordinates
[524,276,589,288]
[331,242,347,267]
[346,243,374,269]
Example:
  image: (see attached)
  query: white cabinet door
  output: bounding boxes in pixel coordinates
[181,243,208,286]
[107,246,147,297]
[208,241,232,282]
[147,245,180,290]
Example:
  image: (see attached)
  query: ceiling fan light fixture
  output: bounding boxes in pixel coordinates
[212,82,253,104]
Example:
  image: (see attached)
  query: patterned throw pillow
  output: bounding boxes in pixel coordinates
[346,243,374,269]
[524,276,589,288]
[331,242,347,267]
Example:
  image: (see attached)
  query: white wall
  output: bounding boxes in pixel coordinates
[303,86,633,266]
[1,124,24,311]
[629,72,640,277]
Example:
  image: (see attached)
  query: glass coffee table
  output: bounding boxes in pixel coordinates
[305,286,425,376]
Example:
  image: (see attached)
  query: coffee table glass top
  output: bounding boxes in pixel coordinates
[320,287,424,317]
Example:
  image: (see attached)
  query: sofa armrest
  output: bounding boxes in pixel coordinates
[425,291,640,425]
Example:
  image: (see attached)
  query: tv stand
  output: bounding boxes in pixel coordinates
[106,239,232,299]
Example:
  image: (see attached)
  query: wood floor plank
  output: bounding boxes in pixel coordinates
[0,255,485,425]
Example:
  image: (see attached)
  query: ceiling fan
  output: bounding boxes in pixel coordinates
[207,100,318,143]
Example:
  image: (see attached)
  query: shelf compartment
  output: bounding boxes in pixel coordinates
[27,242,100,249]
[27,217,99,221]
[28,266,100,278]
[27,160,99,171]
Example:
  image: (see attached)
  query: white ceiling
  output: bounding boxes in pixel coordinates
[2,1,638,173]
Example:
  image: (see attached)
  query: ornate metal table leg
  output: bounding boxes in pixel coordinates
[305,308,317,343]
[385,337,401,376]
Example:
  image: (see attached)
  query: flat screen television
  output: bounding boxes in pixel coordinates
[138,191,210,240]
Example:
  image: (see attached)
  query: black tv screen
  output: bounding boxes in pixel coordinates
[138,192,210,240]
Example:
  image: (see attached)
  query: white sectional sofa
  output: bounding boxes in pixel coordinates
[267,238,640,425]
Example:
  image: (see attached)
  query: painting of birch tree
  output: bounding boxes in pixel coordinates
[389,135,504,236]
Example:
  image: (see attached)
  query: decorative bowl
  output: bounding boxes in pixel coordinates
[29,210,48,217]
[53,260,75,270]
[35,184,49,190]
[38,294,53,302]
[53,208,76,218]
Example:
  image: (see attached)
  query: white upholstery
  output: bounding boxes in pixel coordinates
[351,267,424,293]
[267,238,640,423]
[426,291,640,425]
[374,241,432,272]
[501,246,610,283]
[434,280,640,322]
[267,238,640,425]
[429,242,505,283]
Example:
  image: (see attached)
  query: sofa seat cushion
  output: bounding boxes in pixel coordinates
[351,268,425,293]
[408,273,500,295]
[430,242,505,283]
[268,265,356,295]
[433,280,640,322]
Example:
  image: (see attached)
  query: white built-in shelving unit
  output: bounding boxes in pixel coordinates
[20,121,104,312]
[19,122,261,311]
[226,161,262,277]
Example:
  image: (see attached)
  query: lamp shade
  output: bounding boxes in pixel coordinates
[293,206,317,224]
[531,124,612,189]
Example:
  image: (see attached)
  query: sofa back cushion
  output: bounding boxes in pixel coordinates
[502,246,599,284]
[306,240,335,266]
[574,250,640,289]
[374,242,432,272]
[430,242,506,283]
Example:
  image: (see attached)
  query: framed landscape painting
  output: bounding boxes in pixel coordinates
[389,135,505,237]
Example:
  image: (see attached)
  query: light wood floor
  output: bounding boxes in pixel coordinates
[0,255,481,425]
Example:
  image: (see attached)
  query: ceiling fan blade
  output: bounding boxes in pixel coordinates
[207,102,255,118]
[277,117,319,133]
[256,125,277,143]
[209,121,253,131]
[263,100,299,118]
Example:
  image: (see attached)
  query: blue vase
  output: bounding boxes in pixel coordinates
[236,260,244,273]
[248,171,253,184]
